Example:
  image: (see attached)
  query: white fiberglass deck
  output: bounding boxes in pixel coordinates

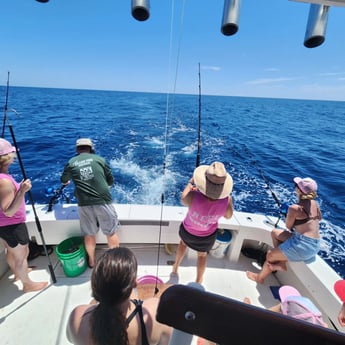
[0,243,280,345]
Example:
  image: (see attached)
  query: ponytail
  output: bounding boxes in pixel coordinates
[88,247,138,345]
[90,303,129,345]
[300,191,317,200]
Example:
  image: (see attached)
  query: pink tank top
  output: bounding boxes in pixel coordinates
[0,173,26,226]
[183,190,229,237]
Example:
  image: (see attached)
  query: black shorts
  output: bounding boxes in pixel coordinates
[179,223,217,252]
[0,223,30,248]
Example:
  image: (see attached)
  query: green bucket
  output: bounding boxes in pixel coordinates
[56,236,87,277]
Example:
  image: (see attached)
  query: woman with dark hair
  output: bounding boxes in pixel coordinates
[66,247,172,345]
[247,176,321,284]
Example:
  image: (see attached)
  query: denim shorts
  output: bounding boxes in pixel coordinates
[279,231,320,263]
[78,204,120,236]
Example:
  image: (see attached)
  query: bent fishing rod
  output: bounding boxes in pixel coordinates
[243,146,288,226]
[2,73,57,283]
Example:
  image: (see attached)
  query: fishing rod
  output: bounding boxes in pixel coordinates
[3,73,57,283]
[243,146,288,225]
[256,165,289,226]
[1,71,10,138]
[196,62,201,168]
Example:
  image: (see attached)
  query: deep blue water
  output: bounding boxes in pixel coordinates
[1,86,344,277]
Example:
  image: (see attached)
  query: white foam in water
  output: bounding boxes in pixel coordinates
[110,155,177,205]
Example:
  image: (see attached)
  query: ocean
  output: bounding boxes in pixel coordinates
[1,86,344,277]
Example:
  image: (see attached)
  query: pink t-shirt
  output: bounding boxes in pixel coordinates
[183,190,229,237]
[0,173,26,226]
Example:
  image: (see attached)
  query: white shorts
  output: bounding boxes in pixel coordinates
[78,204,120,236]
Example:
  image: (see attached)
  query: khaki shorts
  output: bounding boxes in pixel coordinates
[78,204,120,236]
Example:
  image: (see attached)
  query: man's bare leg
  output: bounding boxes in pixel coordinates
[107,233,120,248]
[84,235,96,268]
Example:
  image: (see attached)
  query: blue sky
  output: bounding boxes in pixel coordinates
[1,0,345,100]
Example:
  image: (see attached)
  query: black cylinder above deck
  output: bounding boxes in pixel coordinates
[132,0,150,22]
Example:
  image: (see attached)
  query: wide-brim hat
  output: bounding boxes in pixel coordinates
[193,162,233,200]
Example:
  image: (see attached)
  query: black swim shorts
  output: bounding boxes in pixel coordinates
[179,223,217,252]
[0,222,30,248]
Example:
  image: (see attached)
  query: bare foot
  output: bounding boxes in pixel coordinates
[23,281,48,293]
[267,262,287,272]
[243,297,251,304]
[246,271,264,284]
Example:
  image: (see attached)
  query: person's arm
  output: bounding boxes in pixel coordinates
[143,298,172,345]
[66,307,78,343]
[284,204,298,230]
[181,178,195,207]
[223,195,233,219]
[61,163,71,185]
[66,304,93,344]
[338,303,345,327]
[104,161,114,186]
[0,178,31,217]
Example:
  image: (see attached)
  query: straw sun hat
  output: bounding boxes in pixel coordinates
[193,161,233,200]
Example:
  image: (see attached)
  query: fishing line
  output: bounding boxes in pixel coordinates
[152,0,187,296]
[2,72,57,283]
[1,71,10,138]
[196,62,202,168]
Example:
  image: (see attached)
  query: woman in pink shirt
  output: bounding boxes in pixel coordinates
[172,162,234,283]
[0,138,47,292]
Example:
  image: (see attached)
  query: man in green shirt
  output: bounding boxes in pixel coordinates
[61,138,119,268]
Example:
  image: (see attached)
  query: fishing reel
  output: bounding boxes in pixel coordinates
[45,186,70,212]
[279,203,289,217]
[45,187,59,197]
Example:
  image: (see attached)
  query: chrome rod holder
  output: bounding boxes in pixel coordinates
[304,4,330,48]
[131,0,150,22]
[221,0,242,36]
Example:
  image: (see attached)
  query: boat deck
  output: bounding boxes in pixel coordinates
[0,243,280,345]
